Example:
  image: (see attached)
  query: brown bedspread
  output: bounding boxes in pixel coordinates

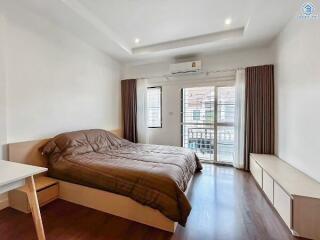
[42,129,202,226]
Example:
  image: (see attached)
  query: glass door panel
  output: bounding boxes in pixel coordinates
[182,85,235,164]
[182,87,215,162]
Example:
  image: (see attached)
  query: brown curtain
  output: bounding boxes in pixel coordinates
[121,79,138,143]
[244,65,274,170]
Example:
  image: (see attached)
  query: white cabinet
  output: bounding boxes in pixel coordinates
[262,171,274,204]
[274,182,291,228]
[250,154,320,240]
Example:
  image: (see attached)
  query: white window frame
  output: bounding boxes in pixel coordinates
[147,86,162,128]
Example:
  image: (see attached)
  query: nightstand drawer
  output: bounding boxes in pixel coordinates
[37,184,59,207]
[9,176,59,213]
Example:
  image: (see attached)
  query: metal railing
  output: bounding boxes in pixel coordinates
[183,126,234,163]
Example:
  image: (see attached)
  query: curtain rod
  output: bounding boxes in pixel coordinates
[136,67,245,80]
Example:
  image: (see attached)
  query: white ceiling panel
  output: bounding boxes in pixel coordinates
[1,0,303,62]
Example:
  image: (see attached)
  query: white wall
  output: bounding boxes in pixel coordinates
[122,47,275,79]
[0,4,121,209]
[0,16,8,209]
[0,16,7,160]
[123,46,274,146]
[1,4,121,144]
[273,16,320,182]
[138,76,236,146]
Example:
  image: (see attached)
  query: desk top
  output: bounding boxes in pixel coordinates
[0,160,47,186]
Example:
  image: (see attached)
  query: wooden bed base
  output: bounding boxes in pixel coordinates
[7,128,193,232]
[58,177,193,232]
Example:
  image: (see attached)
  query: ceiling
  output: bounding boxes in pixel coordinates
[4,0,302,63]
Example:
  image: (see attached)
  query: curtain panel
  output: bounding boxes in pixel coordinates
[121,79,138,143]
[244,65,275,170]
[234,69,246,169]
[136,79,149,143]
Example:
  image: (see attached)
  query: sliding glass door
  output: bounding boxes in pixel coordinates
[181,86,235,164]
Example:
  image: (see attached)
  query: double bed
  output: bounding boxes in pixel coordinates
[8,129,202,232]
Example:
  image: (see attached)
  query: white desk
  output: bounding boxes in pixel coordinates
[0,160,47,240]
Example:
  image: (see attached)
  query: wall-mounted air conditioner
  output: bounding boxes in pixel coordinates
[169,61,202,75]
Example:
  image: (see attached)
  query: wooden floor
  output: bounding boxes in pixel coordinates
[0,164,298,240]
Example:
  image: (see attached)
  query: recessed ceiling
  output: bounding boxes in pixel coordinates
[78,0,250,48]
[132,27,245,55]
[2,0,302,62]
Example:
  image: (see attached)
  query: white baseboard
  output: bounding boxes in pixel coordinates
[0,194,9,210]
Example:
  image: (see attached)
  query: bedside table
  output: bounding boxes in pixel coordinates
[9,176,59,213]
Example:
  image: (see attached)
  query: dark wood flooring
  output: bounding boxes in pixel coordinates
[0,164,298,240]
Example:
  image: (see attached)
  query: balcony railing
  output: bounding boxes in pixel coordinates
[183,126,234,163]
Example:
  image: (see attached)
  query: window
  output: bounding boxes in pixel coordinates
[182,86,235,163]
[193,110,200,121]
[205,110,213,122]
[147,87,162,128]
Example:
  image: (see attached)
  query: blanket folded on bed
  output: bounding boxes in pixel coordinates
[42,129,202,226]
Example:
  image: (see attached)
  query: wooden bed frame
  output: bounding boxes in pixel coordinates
[7,129,193,232]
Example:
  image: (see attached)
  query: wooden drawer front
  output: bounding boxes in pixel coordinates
[37,184,59,207]
[274,182,291,228]
[250,159,263,187]
[262,171,274,204]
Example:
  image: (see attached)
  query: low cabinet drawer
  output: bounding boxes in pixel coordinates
[262,171,274,204]
[274,182,291,228]
[250,159,263,187]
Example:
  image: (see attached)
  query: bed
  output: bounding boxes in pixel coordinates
[8,129,202,232]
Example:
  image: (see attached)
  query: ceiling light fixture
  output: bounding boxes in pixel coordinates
[225,18,232,25]
[134,38,141,44]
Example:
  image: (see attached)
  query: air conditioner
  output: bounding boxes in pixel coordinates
[170,61,202,75]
